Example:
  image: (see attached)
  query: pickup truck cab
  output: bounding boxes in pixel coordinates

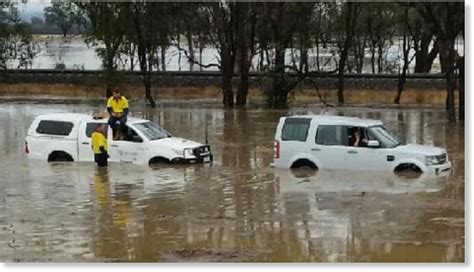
[272,115,452,175]
[25,113,212,164]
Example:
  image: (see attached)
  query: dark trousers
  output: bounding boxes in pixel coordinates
[95,153,108,167]
[108,116,127,138]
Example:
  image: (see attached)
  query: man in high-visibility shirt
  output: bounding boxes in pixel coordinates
[91,124,109,167]
[107,90,129,140]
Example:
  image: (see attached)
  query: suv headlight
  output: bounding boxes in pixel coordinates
[425,155,440,165]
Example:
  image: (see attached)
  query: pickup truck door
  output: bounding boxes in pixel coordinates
[78,122,120,162]
[109,126,145,163]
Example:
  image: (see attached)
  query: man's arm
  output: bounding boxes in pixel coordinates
[123,108,129,116]
[107,107,114,116]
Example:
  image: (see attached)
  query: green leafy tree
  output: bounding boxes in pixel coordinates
[1,2,37,71]
[126,2,173,107]
[44,0,83,37]
[77,2,128,97]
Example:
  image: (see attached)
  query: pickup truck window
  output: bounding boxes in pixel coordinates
[316,125,347,146]
[85,123,108,138]
[134,121,171,140]
[281,118,311,142]
[36,120,73,136]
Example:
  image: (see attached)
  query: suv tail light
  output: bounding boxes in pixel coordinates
[24,141,29,154]
[274,140,280,159]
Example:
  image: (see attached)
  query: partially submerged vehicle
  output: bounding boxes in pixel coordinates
[25,113,212,164]
[272,115,452,175]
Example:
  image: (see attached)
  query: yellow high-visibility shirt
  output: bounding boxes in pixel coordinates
[107,96,129,113]
[91,131,108,154]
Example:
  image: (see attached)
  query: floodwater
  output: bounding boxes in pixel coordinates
[11,35,464,72]
[0,101,464,262]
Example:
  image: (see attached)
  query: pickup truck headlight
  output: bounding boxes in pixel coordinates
[183,148,194,159]
[172,148,183,156]
[425,155,440,165]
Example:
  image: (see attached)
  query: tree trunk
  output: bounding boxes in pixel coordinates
[144,73,156,108]
[439,39,456,118]
[414,35,439,73]
[394,9,409,104]
[370,41,376,74]
[185,31,194,71]
[458,56,464,120]
[337,47,348,104]
[270,43,287,108]
[160,46,166,72]
[377,43,383,73]
[222,72,234,108]
[104,44,116,98]
[337,2,356,104]
[221,52,235,108]
[236,44,249,106]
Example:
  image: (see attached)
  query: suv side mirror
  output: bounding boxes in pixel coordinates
[132,135,143,143]
[367,140,380,147]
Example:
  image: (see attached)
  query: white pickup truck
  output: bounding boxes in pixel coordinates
[25,113,212,164]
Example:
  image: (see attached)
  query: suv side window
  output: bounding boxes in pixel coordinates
[281,118,311,142]
[315,125,347,146]
[85,123,108,138]
[36,120,74,136]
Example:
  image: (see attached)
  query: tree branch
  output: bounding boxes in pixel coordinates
[173,42,220,69]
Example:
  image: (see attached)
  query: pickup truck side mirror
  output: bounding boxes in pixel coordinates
[132,135,143,143]
[367,140,380,148]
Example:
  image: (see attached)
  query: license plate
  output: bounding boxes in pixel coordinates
[203,156,210,163]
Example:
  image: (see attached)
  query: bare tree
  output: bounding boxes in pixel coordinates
[416,2,464,119]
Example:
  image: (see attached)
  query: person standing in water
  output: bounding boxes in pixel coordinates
[91,123,109,167]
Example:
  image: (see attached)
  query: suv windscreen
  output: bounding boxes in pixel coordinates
[36,120,73,136]
[316,125,347,146]
[281,118,311,142]
[367,125,401,148]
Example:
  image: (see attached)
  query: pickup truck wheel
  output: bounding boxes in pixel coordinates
[48,151,73,162]
[149,157,170,165]
[290,159,318,170]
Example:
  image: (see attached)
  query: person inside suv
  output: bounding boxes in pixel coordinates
[350,127,368,147]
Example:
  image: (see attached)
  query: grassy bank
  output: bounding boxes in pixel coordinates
[0,82,455,106]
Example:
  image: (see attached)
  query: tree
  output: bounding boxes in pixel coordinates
[1,2,37,71]
[235,1,257,106]
[410,13,439,73]
[44,0,83,37]
[416,2,464,119]
[127,2,173,107]
[333,2,361,104]
[394,4,413,104]
[77,2,128,97]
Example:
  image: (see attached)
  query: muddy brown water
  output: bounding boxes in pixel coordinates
[0,101,464,262]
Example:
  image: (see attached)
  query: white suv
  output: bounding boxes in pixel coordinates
[272,115,452,174]
[25,113,212,164]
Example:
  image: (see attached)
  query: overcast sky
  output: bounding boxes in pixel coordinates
[17,0,51,21]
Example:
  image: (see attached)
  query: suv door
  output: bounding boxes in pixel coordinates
[314,125,348,170]
[279,118,312,166]
[344,126,387,171]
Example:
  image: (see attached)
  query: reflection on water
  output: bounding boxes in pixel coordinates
[0,102,464,262]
